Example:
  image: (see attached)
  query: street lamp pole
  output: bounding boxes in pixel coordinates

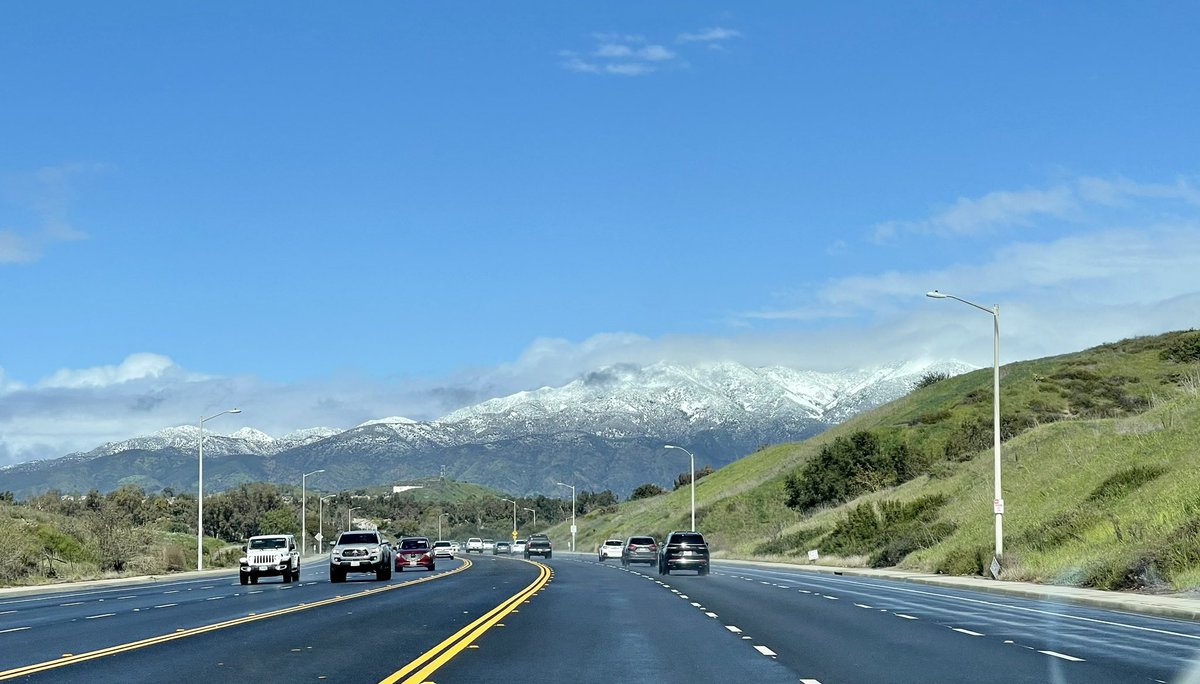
[319,495,333,553]
[197,408,241,571]
[301,469,325,555]
[556,482,576,551]
[927,290,1003,561]
[347,507,358,530]
[438,512,449,540]
[664,445,696,532]
[523,507,536,528]
[500,498,517,538]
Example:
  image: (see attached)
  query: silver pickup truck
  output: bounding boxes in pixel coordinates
[329,530,392,582]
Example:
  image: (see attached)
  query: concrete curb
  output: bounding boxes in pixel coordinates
[717,558,1200,623]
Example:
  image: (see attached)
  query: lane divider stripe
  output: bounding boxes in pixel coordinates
[379,559,551,684]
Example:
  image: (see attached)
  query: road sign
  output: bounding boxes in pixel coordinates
[993,498,1005,514]
[511,530,518,540]
[570,524,577,534]
[989,556,1002,579]
[313,533,323,541]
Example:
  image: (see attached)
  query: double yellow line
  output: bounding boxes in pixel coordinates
[0,559,472,681]
[379,559,552,684]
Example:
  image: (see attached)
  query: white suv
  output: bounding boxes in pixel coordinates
[466,537,484,554]
[598,538,624,561]
[240,534,300,584]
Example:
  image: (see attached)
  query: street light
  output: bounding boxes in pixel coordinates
[197,408,241,571]
[500,498,517,539]
[555,482,576,552]
[523,507,536,528]
[438,512,449,540]
[347,506,358,530]
[927,289,1004,563]
[664,444,696,532]
[301,469,325,555]
[319,495,334,553]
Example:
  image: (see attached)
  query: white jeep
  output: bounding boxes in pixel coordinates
[240,534,301,585]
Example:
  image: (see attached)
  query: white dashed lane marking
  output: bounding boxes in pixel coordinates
[0,626,31,634]
[753,645,778,657]
[85,613,115,620]
[1039,650,1085,662]
[952,627,984,637]
[895,613,919,620]
[726,625,743,634]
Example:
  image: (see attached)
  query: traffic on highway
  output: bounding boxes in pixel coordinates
[1,537,1197,683]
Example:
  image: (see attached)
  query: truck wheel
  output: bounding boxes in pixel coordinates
[239,572,248,585]
[330,567,343,583]
[282,566,292,583]
[546,552,552,559]
[251,573,259,584]
[293,565,301,582]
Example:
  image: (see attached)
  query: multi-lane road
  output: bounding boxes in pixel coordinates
[1,553,1197,682]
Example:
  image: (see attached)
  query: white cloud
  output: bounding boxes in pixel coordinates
[38,353,193,389]
[872,175,1200,242]
[677,27,743,43]
[872,186,1077,241]
[563,30,709,76]
[595,44,634,58]
[0,163,101,264]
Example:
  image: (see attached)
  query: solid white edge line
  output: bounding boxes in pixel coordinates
[0,627,31,634]
[1039,650,1085,662]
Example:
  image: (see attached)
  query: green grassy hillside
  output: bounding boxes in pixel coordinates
[547,330,1200,591]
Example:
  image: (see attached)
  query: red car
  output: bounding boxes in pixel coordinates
[395,536,435,572]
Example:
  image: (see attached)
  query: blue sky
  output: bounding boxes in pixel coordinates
[2,3,1199,464]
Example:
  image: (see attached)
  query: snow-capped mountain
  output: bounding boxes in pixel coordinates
[2,359,971,497]
[79,425,345,460]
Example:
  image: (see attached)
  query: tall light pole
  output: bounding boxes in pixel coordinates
[438,512,449,540]
[197,408,241,571]
[523,507,536,528]
[301,469,325,555]
[556,482,575,551]
[319,495,334,553]
[664,444,696,532]
[500,498,517,539]
[927,290,1004,563]
[347,506,358,530]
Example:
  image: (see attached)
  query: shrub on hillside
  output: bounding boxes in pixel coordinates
[630,483,667,500]
[784,431,926,512]
[914,371,949,389]
[817,494,953,567]
[1160,331,1200,364]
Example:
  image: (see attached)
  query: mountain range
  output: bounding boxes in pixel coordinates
[0,359,971,498]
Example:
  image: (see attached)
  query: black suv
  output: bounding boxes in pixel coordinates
[659,531,709,576]
[524,534,552,559]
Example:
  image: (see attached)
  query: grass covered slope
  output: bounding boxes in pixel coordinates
[550,330,1200,591]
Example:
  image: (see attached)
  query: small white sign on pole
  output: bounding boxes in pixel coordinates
[807,549,819,562]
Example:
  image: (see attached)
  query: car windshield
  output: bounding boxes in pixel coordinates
[4,6,1193,682]
[249,538,286,550]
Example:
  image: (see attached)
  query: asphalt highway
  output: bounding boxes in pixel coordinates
[1,553,1197,683]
